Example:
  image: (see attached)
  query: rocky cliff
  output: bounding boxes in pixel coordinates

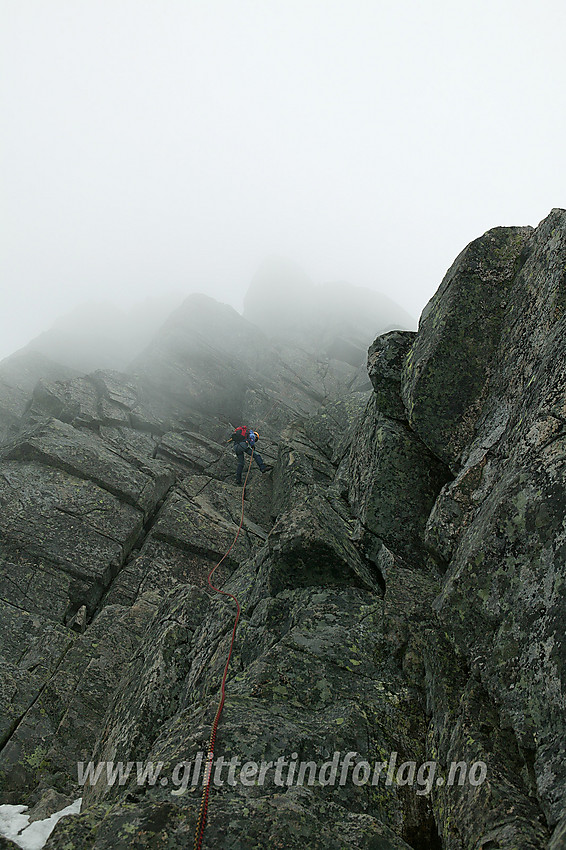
[0,211,565,849]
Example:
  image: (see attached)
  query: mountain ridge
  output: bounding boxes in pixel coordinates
[0,211,564,849]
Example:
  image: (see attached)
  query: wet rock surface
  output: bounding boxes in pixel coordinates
[0,352,80,446]
[0,213,564,848]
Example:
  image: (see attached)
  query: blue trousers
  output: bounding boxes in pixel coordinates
[234,442,265,483]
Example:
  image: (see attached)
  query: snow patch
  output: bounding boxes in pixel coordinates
[0,799,82,850]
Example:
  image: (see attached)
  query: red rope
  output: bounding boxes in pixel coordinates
[193,446,254,850]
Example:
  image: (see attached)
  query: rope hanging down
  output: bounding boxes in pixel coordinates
[193,446,255,850]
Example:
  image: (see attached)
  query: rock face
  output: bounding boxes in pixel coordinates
[0,351,79,444]
[402,224,533,472]
[421,210,566,834]
[0,211,565,850]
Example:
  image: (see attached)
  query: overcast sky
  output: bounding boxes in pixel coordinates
[1,0,565,361]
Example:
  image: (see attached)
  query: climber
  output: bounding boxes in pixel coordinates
[229,425,271,485]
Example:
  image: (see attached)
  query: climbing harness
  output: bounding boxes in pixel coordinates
[192,446,255,850]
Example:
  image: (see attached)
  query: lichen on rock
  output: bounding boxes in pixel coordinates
[0,214,565,849]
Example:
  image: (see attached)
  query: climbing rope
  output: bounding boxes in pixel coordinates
[193,446,255,850]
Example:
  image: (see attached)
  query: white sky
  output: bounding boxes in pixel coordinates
[1,0,565,361]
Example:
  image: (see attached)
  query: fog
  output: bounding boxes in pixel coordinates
[2,0,565,363]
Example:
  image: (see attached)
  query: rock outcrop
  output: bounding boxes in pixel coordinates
[0,211,565,849]
[0,351,79,444]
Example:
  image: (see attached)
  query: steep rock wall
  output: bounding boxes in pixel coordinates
[0,211,564,849]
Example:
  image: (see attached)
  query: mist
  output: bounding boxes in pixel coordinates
[2,0,565,363]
